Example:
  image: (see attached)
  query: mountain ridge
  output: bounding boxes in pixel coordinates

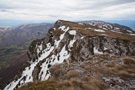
[3,20,135,90]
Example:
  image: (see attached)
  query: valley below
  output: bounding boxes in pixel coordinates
[0,23,53,88]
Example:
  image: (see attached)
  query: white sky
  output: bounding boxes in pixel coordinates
[0,0,135,21]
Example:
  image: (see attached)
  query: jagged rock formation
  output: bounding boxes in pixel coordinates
[4,20,135,90]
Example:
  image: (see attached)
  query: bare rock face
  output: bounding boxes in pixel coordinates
[87,21,134,34]
[72,36,135,61]
[4,20,135,90]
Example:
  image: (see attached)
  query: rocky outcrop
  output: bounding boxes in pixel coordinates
[87,21,135,34]
[4,20,135,90]
[72,36,135,60]
[28,20,135,62]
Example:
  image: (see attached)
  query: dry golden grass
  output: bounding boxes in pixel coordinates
[57,80,70,88]
[118,70,131,77]
[17,81,58,90]
[59,20,135,41]
[17,55,135,90]
[54,29,64,37]
[124,58,135,65]
[80,55,135,78]
[65,70,80,79]
[84,76,107,90]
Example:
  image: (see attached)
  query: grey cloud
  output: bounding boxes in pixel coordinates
[0,0,135,20]
[0,4,15,9]
[0,10,8,12]
[0,9,15,13]
[66,0,135,10]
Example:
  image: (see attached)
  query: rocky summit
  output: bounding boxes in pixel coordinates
[4,20,135,90]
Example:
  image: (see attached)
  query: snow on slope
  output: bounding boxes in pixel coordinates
[69,30,76,35]
[55,26,69,48]
[88,21,134,34]
[94,47,103,54]
[68,30,77,50]
[94,29,105,32]
[4,26,77,90]
[4,42,54,90]
[130,34,135,35]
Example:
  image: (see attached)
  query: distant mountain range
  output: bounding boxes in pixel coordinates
[102,20,135,30]
[0,23,53,47]
[0,19,54,28]
[0,19,135,30]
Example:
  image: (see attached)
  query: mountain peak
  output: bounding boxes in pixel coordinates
[53,20,135,41]
[4,20,135,90]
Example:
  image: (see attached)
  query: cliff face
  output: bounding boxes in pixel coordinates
[4,20,135,90]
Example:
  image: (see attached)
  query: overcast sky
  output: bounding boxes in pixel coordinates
[0,0,135,21]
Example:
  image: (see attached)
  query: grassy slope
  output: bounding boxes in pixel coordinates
[0,41,32,88]
[0,41,31,69]
[17,55,135,90]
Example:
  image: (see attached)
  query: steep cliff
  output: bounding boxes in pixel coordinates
[4,20,135,90]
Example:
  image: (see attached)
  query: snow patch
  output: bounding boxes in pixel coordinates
[36,44,43,54]
[103,28,108,30]
[115,27,119,30]
[59,45,70,62]
[94,29,105,32]
[81,36,84,39]
[127,30,132,33]
[68,32,77,49]
[39,45,70,80]
[85,27,92,30]
[111,30,122,33]
[59,26,65,31]
[94,47,103,54]
[130,34,135,35]
[78,23,83,25]
[53,28,56,30]
[55,27,69,48]
[98,26,102,28]
[104,47,108,50]
[68,39,76,49]
[58,26,69,32]
[69,30,76,35]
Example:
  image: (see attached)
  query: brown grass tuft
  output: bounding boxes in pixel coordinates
[17,81,57,90]
[65,70,80,79]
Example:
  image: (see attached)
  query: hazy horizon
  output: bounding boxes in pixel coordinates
[0,19,135,30]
